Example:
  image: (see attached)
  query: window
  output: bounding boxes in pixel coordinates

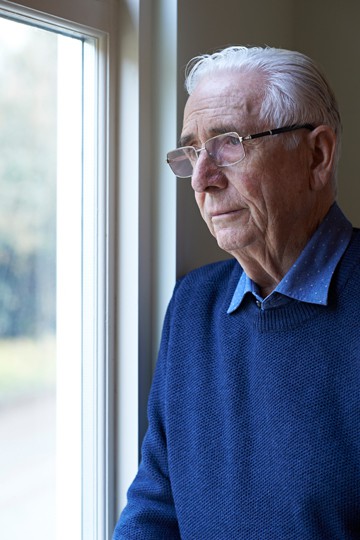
[0,6,112,538]
[0,19,58,538]
[0,1,178,538]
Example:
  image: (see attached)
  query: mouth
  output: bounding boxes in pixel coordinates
[211,208,244,220]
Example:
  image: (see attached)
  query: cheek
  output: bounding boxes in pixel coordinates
[194,192,204,213]
[194,192,207,218]
[194,192,216,235]
[236,157,294,209]
[231,172,266,214]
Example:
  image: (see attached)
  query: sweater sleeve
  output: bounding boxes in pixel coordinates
[112,296,181,540]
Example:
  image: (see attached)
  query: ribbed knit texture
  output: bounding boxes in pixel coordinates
[114,230,360,540]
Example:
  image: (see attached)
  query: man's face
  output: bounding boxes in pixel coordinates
[181,70,314,261]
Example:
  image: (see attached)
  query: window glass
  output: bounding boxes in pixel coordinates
[0,17,83,539]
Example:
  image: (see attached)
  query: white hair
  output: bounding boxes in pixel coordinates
[185,46,342,188]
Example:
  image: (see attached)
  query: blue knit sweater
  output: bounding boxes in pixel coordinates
[114,230,360,540]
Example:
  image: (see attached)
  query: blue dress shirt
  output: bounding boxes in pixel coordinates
[228,203,353,312]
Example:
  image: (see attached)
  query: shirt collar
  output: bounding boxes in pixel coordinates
[228,203,353,313]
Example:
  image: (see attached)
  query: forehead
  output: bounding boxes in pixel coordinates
[182,70,265,142]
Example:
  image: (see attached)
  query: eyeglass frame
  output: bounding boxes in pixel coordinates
[166,123,315,178]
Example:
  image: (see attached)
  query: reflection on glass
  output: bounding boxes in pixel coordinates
[0,18,57,538]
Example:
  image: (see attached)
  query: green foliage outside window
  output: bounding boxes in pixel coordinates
[0,23,57,337]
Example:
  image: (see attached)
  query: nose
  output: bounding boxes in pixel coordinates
[190,150,227,193]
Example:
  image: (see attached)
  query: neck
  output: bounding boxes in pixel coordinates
[232,201,334,297]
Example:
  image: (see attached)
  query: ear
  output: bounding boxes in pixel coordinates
[307,125,337,191]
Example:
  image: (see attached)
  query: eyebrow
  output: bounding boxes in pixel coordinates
[179,125,243,148]
[178,134,194,147]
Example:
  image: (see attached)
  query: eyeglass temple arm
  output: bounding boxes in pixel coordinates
[242,123,315,141]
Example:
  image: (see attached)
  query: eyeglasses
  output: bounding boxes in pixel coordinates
[166,123,314,178]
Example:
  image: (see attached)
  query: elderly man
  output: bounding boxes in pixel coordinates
[113,46,360,539]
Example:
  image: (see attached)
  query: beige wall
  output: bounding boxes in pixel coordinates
[176,0,360,277]
[293,1,360,229]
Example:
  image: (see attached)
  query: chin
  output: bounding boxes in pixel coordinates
[215,232,248,254]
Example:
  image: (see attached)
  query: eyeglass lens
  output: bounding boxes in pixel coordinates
[167,132,245,178]
[208,133,245,166]
[166,147,197,177]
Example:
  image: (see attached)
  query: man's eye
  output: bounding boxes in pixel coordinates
[226,135,241,145]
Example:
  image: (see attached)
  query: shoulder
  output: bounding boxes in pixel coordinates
[171,258,242,310]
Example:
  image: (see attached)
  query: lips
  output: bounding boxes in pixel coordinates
[211,208,244,219]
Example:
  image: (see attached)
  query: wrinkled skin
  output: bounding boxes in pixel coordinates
[181,70,336,296]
